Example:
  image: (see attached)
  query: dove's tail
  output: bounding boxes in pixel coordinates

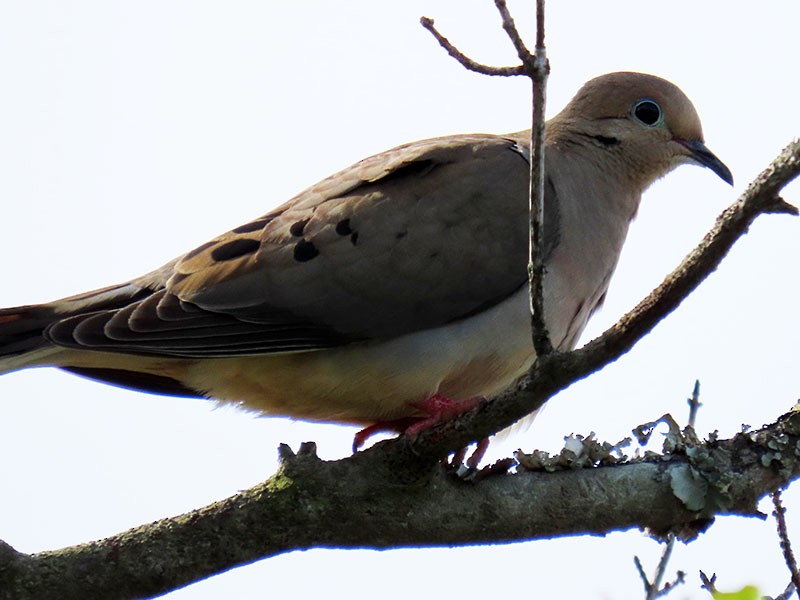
[0,304,60,374]
[0,283,150,375]
[0,286,204,399]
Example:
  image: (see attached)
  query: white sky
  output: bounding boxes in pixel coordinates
[0,1,799,598]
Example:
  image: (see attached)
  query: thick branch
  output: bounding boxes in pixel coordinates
[4,408,800,600]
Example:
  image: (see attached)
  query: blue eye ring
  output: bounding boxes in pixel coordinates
[631,98,663,127]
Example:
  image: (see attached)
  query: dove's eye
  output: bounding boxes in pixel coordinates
[632,99,663,127]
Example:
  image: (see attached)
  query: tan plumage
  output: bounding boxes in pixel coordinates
[0,72,732,427]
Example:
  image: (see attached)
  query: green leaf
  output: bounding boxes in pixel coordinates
[712,585,759,600]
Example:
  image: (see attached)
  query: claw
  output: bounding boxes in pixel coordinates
[467,437,490,469]
[352,418,417,453]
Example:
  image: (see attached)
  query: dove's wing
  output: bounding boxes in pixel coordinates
[45,132,541,357]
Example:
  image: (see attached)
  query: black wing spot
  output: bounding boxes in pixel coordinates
[335,218,353,236]
[350,232,359,246]
[294,240,320,262]
[290,218,310,237]
[232,217,274,234]
[210,238,261,262]
[395,230,407,240]
[183,240,218,261]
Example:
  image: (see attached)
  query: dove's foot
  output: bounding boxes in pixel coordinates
[351,418,418,453]
[403,394,481,436]
[352,394,488,466]
[407,395,489,468]
[448,436,489,470]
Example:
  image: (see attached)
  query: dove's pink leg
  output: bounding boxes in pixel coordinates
[403,394,481,436]
[352,394,488,467]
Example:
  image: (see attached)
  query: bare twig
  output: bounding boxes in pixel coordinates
[494,0,535,64]
[419,17,525,76]
[649,537,676,597]
[635,533,685,599]
[772,490,800,598]
[776,582,798,600]
[634,555,653,598]
[660,570,686,598]
[535,0,546,49]
[699,570,718,594]
[687,380,702,428]
[526,0,553,356]
[421,1,553,357]
[700,558,796,599]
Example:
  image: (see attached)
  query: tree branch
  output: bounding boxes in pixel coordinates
[4,406,800,599]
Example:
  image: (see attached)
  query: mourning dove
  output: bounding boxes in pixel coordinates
[0,72,732,441]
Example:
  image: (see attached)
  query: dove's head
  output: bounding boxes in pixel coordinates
[553,71,733,189]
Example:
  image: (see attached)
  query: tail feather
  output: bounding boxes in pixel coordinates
[0,305,57,356]
[0,283,155,374]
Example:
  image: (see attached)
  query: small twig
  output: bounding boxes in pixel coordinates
[419,17,525,77]
[772,490,800,598]
[700,571,717,594]
[687,379,701,428]
[649,535,675,598]
[634,555,650,590]
[700,574,794,600]
[635,533,685,599]
[535,0,546,49]
[494,0,535,65]
[526,0,552,356]
[421,2,553,357]
[699,571,718,594]
[776,582,798,600]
